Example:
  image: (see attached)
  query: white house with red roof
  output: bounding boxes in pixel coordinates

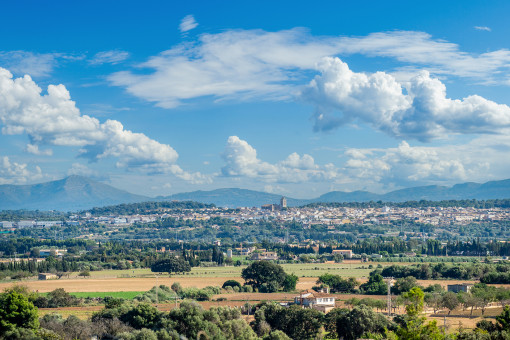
[294,288,336,313]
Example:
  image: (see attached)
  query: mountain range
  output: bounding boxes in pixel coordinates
[0,175,510,211]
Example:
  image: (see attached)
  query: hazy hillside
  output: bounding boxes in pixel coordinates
[160,188,308,208]
[0,176,149,211]
[1,176,510,211]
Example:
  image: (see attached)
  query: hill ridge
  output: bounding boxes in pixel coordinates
[1,176,510,211]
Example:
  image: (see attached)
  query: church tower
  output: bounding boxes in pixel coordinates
[280,196,287,208]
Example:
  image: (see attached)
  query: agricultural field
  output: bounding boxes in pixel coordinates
[3,260,504,294]
[3,259,508,332]
[69,291,144,299]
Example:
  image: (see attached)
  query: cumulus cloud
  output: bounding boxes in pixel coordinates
[0,67,207,182]
[303,57,510,141]
[0,156,43,184]
[26,144,53,156]
[221,136,337,183]
[108,28,341,108]
[338,135,510,191]
[109,29,510,109]
[89,50,130,65]
[343,142,470,186]
[220,135,510,192]
[179,15,198,33]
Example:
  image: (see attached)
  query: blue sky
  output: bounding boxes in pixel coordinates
[1,0,510,198]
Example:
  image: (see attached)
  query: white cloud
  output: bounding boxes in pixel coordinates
[179,15,198,33]
[67,162,98,177]
[343,141,471,186]
[220,135,510,193]
[303,57,510,141]
[474,26,491,32]
[0,51,58,78]
[108,28,341,108]
[336,31,509,79]
[109,29,510,109]
[0,156,43,184]
[0,51,85,78]
[26,144,53,156]
[221,136,337,183]
[89,50,130,65]
[0,67,206,182]
[338,135,510,191]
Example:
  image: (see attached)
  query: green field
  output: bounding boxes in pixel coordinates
[280,263,374,278]
[150,262,374,278]
[65,262,377,280]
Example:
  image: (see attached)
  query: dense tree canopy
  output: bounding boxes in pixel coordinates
[317,273,359,293]
[150,256,191,275]
[359,272,387,295]
[0,290,39,335]
[241,261,297,292]
[254,302,324,340]
[336,305,392,340]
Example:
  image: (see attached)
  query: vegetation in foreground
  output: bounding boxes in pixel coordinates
[5,283,510,339]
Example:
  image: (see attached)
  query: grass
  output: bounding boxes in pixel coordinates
[38,307,101,320]
[280,263,374,278]
[45,261,379,281]
[69,291,144,299]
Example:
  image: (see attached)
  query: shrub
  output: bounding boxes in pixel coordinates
[78,270,90,277]
[171,282,182,293]
[222,280,242,289]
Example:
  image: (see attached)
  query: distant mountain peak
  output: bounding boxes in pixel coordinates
[0,176,148,212]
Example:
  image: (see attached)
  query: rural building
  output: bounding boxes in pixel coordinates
[35,221,63,228]
[294,289,336,313]
[261,204,278,211]
[39,249,67,257]
[238,246,255,256]
[332,249,353,258]
[38,273,58,280]
[447,283,474,293]
[0,221,13,228]
[251,251,278,260]
[17,220,36,228]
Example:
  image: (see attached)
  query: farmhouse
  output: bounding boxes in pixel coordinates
[294,289,336,313]
[332,249,353,258]
[251,252,278,260]
[447,283,474,293]
[38,273,58,280]
[39,249,67,257]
